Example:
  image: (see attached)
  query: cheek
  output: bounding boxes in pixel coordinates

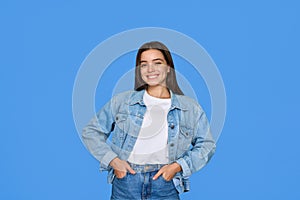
[140,70,148,81]
[161,68,169,75]
[140,69,146,77]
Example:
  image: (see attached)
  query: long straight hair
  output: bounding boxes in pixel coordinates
[134,41,184,95]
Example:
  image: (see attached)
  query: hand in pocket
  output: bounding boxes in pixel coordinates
[109,157,136,178]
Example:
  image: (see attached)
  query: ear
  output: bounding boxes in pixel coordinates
[167,66,171,73]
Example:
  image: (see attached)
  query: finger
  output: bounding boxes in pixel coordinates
[115,171,126,179]
[162,173,168,181]
[153,169,163,180]
[162,173,172,181]
[118,172,127,179]
[115,166,127,173]
[124,162,136,174]
[126,165,136,174]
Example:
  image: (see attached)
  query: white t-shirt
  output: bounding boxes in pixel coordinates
[128,91,171,164]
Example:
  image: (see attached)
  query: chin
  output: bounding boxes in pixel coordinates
[146,83,159,87]
[146,82,166,87]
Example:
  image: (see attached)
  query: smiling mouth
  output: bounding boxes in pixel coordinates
[146,74,159,79]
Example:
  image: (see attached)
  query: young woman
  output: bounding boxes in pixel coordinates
[82,41,216,200]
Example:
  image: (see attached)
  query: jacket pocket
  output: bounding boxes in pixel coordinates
[177,126,193,156]
[111,113,128,148]
[111,113,141,148]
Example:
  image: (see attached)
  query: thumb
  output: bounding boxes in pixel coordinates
[153,169,163,180]
[125,163,136,174]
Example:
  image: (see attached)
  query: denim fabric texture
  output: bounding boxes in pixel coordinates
[111,163,179,200]
[82,89,216,194]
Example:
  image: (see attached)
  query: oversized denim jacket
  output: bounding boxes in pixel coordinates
[82,89,216,193]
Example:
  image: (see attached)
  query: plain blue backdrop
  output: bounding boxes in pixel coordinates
[1,0,299,199]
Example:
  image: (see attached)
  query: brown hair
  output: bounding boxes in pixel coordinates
[134,41,184,95]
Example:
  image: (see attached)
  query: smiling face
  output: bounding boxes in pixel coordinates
[139,49,170,89]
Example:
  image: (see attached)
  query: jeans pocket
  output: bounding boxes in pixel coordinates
[160,175,172,183]
[114,171,127,181]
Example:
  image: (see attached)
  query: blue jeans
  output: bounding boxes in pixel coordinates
[111,163,180,200]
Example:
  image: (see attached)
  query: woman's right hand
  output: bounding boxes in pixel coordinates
[109,157,136,179]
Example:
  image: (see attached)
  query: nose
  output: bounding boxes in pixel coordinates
[147,64,155,72]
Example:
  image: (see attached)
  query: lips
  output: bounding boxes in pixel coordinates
[146,74,159,79]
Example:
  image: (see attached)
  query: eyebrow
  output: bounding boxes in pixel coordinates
[140,58,165,63]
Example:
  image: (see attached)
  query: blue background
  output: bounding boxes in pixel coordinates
[1,0,299,199]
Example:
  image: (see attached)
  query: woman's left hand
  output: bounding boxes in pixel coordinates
[153,163,182,181]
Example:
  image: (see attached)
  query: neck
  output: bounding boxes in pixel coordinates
[146,86,170,99]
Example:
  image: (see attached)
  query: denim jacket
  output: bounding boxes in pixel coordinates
[82,89,216,193]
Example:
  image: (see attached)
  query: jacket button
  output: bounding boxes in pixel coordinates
[116,116,119,121]
[170,124,175,129]
[170,143,174,147]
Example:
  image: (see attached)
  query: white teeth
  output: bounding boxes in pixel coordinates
[148,75,158,78]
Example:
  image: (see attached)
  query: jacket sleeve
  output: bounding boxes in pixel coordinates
[176,110,216,177]
[81,97,118,171]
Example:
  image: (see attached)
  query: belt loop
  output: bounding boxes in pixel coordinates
[128,162,166,173]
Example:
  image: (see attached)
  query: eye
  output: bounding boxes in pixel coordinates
[140,63,148,68]
[154,62,163,66]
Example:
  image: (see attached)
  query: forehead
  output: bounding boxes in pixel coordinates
[140,49,165,61]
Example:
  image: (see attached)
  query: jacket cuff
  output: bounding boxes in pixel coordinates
[176,158,192,177]
[100,151,118,169]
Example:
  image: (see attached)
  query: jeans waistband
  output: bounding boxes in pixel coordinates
[128,162,166,173]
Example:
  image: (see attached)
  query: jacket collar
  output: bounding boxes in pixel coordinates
[128,89,188,111]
